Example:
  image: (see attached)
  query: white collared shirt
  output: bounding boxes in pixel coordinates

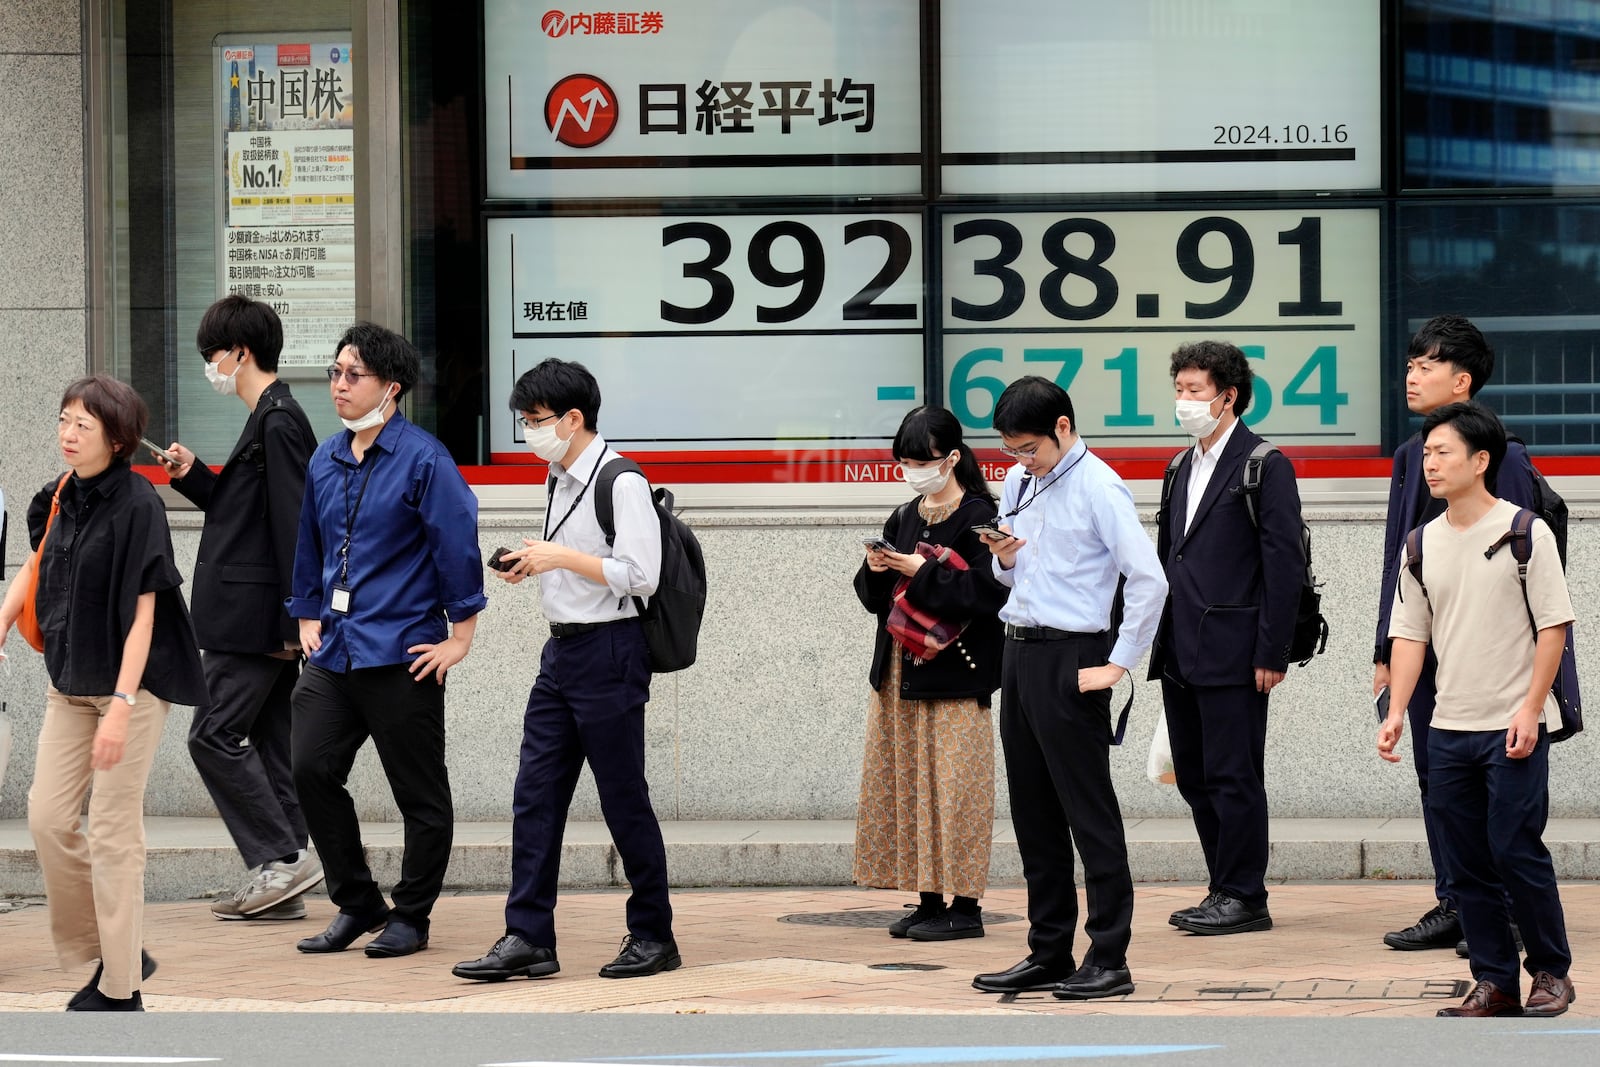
[1183,417,1242,534]
[538,434,662,625]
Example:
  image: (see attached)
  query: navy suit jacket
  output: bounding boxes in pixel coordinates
[1147,424,1306,687]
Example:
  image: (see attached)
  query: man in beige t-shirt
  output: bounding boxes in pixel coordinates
[1379,402,1576,1019]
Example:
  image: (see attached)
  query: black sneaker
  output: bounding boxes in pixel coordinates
[1383,902,1461,951]
[888,901,946,938]
[906,908,984,941]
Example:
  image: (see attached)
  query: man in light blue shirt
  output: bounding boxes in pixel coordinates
[971,376,1166,1002]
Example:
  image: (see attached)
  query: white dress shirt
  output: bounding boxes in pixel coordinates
[538,434,662,625]
[1183,416,1242,533]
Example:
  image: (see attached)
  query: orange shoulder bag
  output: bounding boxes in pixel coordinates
[15,474,70,652]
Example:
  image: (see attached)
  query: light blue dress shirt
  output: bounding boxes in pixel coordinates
[993,437,1167,670]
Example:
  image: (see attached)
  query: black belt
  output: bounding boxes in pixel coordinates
[548,619,627,638]
[1003,623,1103,642]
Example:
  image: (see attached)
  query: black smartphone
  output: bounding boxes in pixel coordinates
[971,523,1007,540]
[1374,685,1391,722]
[862,537,893,552]
[487,546,516,572]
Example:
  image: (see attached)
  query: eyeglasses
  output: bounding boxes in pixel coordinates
[998,442,1042,460]
[517,411,565,430]
[325,365,376,384]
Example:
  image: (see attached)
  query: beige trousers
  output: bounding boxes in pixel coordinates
[28,685,169,999]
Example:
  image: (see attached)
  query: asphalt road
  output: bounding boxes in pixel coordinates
[2,1013,1598,1066]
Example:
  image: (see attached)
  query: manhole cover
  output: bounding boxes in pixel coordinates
[777,910,1023,928]
[869,962,947,971]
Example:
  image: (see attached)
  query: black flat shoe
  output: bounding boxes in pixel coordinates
[66,989,143,1012]
[296,908,390,953]
[598,935,681,978]
[452,934,560,981]
[1053,964,1135,1000]
[68,950,157,1010]
[972,957,1069,993]
[1383,901,1460,951]
[365,920,428,958]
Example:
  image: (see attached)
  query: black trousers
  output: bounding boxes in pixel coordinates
[504,619,671,949]
[189,651,306,870]
[290,663,453,928]
[999,632,1132,972]
[1161,673,1269,909]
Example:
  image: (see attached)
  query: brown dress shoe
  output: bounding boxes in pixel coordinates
[1437,978,1524,1017]
[1524,971,1576,1017]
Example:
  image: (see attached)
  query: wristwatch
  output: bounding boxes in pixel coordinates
[112,690,137,706]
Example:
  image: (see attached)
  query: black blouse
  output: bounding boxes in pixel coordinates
[27,462,208,705]
[853,492,1008,704]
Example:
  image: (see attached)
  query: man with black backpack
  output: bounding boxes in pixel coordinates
[1380,402,1577,1018]
[1149,341,1306,937]
[454,358,679,984]
[152,296,322,922]
[1374,315,1539,955]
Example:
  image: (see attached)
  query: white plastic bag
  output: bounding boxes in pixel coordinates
[1146,713,1176,785]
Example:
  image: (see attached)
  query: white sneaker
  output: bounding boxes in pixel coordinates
[235,853,325,916]
[211,893,307,921]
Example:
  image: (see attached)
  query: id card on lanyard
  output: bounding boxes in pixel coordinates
[331,458,379,615]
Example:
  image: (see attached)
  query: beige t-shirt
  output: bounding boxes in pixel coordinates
[1389,498,1574,733]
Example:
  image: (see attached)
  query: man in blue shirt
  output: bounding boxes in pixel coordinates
[971,376,1167,1001]
[286,323,487,959]
[1374,315,1537,955]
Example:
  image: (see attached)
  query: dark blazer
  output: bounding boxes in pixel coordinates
[854,493,1008,704]
[170,381,317,653]
[1148,424,1305,687]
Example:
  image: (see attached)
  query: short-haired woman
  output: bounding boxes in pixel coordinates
[853,406,1008,940]
[0,375,207,1010]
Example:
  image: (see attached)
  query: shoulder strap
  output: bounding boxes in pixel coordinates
[1239,441,1280,530]
[1403,525,1426,604]
[251,394,290,475]
[1158,450,1185,513]
[1485,508,1539,638]
[593,456,646,547]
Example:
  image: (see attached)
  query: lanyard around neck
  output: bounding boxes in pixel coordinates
[339,457,379,585]
[543,456,602,543]
[1004,447,1085,519]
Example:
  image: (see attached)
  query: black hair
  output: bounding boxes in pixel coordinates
[196,295,285,372]
[1407,314,1495,398]
[508,358,601,431]
[333,322,420,399]
[61,374,148,459]
[1421,401,1507,493]
[891,405,995,503]
[992,375,1075,440]
[1170,339,1254,416]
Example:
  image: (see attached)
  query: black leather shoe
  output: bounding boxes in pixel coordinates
[296,908,390,953]
[888,900,947,938]
[907,908,984,941]
[68,950,156,1010]
[1052,964,1135,1000]
[365,919,428,958]
[599,935,682,978]
[1172,893,1272,935]
[1383,901,1460,951]
[452,934,561,981]
[1169,891,1220,928]
[972,957,1070,994]
[65,989,143,1012]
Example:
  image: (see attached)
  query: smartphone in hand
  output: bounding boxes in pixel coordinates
[971,523,1008,540]
[487,546,517,572]
[139,437,179,466]
[1374,685,1391,723]
[862,537,894,552]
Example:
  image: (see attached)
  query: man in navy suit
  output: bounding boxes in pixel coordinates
[1149,340,1305,935]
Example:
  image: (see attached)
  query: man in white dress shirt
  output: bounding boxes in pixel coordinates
[453,358,676,983]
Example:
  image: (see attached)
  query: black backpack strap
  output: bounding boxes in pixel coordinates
[1157,450,1185,549]
[1402,525,1426,604]
[1238,441,1280,531]
[592,456,645,547]
[1485,508,1539,638]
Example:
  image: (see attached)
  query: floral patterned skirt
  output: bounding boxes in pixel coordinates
[852,654,995,899]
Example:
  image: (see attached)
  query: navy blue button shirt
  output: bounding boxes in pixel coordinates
[287,412,487,671]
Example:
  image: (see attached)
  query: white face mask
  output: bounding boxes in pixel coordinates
[524,416,573,464]
[900,452,956,497]
[1175,395,1224,438]
[340,385,397,433]
[204,350,241,396]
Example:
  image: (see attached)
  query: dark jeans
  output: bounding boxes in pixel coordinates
[504,619,671,950]
[1161,674,1270,910]
[189,651,306,870]
[1428,725,1571,995]
[290,663,453,930]
[999,632,1132,973]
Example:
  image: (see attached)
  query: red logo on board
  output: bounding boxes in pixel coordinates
[544,74,618,149]
[542,10,570,37]
[277,44,311,67]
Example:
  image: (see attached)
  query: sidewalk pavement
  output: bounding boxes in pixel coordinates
[2,880,1596,1017]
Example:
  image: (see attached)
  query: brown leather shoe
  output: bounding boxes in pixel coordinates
[1524,971,1576,1018]
[1437,979,1524,1017]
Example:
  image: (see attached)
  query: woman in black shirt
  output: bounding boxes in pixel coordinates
[852,406,1008,941]
[0,375,206,1011]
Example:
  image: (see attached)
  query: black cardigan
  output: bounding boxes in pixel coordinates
[853,493,1008,705]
